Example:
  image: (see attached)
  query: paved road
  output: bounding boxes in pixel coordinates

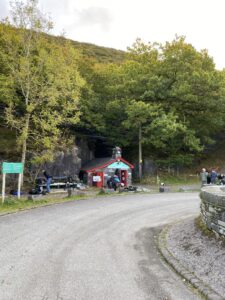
[0,192,201,300]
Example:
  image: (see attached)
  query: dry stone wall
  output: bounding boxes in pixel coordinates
[200,186,225,236]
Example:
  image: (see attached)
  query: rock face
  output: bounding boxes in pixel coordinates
[200,185,225,237]
[42,139,95,178]
[43,146,81,177]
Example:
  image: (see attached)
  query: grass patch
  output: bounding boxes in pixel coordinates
[139,174,199,186]
[98,188,107,195]
[0,193,88,215]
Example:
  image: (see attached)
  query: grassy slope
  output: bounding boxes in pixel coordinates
[71,40,126,63]
[51,34,126,63]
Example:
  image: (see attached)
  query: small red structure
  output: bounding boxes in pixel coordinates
[80,147,134,188]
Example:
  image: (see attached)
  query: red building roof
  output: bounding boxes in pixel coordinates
[81,157,134,172]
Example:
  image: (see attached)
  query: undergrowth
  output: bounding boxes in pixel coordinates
[139,174,199,185]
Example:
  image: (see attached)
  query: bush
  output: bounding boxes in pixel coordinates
[3,197,16,206]
[98,188,106,195]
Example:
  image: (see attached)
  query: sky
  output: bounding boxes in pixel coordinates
[1,0,225,69]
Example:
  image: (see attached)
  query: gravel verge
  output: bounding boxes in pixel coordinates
[158,218,225,300]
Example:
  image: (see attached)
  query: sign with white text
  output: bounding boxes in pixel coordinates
[2,162,23,174]
[1,162,23,203]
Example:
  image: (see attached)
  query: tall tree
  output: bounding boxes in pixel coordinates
[154,36,225,145]
[123,100,201,176]
[0,0,84,178]
[104,36,225,167]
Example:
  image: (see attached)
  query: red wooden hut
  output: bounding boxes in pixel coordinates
[80,147,134,188]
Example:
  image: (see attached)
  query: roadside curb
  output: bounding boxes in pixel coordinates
[157,225,223,300]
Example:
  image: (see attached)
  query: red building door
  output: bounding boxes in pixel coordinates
[92,172,104,188]
[120,170,128,187]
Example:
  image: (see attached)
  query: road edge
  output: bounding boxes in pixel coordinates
[157,224,223,300]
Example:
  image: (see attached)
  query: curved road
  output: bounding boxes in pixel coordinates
[0,192,201,300]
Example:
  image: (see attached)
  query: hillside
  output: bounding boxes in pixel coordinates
[70,40,126,63]
[51,34,126,64]
[1,23,126,64]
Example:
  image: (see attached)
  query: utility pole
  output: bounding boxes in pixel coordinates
[139,125,142,181]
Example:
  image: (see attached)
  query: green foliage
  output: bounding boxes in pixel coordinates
[0,0,85,171]
[79,35,225,168]
[0,127,17,157]
[3,197,16,206]
[98,188,107,195]
[1,2,225,172]
[156,36,225,144]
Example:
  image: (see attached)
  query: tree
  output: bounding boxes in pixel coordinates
[154,36,225,145]
[106,36,225,169]
[123,100,201,178]
[0,0,84,179]
[123,100,158,179]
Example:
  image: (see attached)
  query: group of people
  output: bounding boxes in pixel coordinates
[30,170,52,195]
[42,170,123,193]
[107,175,121,191]
[200,168,225,186]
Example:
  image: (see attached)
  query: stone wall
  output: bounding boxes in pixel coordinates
[200,186,225,236]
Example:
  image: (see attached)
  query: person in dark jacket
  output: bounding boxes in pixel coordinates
[210,169,218,184]
[43,170,52,193]
[107,177,113,189]
[207,170,211,184]
[112,175,120,191]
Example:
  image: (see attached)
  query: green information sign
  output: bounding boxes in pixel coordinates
[2,162,23,174]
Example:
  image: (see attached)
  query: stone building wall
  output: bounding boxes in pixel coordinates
[200,186,225,236]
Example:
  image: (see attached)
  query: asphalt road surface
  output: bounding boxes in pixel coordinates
[0,192,201,300]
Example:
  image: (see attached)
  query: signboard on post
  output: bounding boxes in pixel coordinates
[2,162,23,174]
[1,162,23,203]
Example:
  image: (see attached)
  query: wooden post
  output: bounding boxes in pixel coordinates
[18,173,22,200]
[2,173,6,204]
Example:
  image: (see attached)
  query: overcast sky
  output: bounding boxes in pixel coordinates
[1,0,225,69]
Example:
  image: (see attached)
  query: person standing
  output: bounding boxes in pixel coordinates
[207,170,211,184]
[112,175,120,191]
[211,169,218,184]
[43,170,52,193]
[107,176,113,189]
[200,168,208,186]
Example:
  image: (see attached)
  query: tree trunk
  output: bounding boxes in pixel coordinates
[139,125,142,181]
[21,114,30,186]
